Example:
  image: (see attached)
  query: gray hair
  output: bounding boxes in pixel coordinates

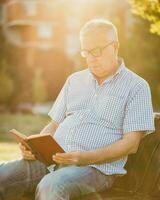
[80,18,118,42]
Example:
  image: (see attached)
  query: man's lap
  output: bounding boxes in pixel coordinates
[0,159,116,200]
[35,165,116,200]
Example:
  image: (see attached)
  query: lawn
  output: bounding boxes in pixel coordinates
[0,142,21,161]
[0,112,50,161]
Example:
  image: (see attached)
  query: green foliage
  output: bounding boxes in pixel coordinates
[130,0,160,35]
[119,16,160,110]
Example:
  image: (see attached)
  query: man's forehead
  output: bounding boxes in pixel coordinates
[80,34,109,50]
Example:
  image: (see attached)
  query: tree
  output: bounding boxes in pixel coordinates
[130,0,160,35]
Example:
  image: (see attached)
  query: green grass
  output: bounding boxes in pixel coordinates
[0,112,50,160]
[0,142,21,161]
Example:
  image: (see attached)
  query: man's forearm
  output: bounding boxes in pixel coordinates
[82,138,136,165]
[40,120,59,136]
[53,131,143,166]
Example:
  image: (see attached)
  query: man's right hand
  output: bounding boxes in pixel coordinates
[19,143,36,160]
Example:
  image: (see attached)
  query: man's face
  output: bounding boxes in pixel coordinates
[80,33,119,80]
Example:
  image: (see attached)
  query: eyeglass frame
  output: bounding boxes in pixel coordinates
[80,41,115,58]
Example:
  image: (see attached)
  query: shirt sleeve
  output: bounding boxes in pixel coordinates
[48,78,69,124]
[123,81,155,134]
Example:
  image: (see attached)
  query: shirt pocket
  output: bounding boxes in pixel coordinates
[95,96,126,129]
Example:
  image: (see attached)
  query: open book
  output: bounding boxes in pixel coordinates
[9,129,65,166]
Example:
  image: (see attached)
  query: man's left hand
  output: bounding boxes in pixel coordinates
[52,151,93,166]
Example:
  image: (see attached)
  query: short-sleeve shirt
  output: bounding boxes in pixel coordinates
[48,59,155,175]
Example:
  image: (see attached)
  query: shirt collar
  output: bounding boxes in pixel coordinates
[88,57,125,84]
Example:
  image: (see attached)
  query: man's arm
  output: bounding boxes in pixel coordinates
[40,120,59,135]
[53,131,145,165]
[88,131,145,164]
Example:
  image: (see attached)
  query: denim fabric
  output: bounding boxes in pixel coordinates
[0,159,47,200]
[0,159,117,200]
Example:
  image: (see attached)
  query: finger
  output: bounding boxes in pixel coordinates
[53,156,73,161]
[52,159,70,165]
[24,156,36,160]
[53,154,75,161]
[23,153,36,160]
[53,156,77,164]
[25,150,35,156]
[19,143,26,151]
[22,150,34,158]
[55,153,72,159]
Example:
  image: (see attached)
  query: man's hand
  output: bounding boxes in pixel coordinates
[19,143,36,160]
[52,151,92,166]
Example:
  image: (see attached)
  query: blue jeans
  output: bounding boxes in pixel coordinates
[0,159,117,200]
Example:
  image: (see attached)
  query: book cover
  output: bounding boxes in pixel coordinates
[9,129,65,166]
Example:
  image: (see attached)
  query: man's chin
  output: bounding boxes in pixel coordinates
[90,67,102,74]
[92,72,104,79]
[91,69,105,77]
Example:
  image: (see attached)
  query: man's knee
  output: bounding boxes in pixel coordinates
[0,159,28,182]
[35,173,76,200]
[0,159,29,197]
[0,159,46,199]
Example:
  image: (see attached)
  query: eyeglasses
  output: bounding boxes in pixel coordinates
[80,41,114,58]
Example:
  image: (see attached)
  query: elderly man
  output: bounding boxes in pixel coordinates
[0,19,155,200]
